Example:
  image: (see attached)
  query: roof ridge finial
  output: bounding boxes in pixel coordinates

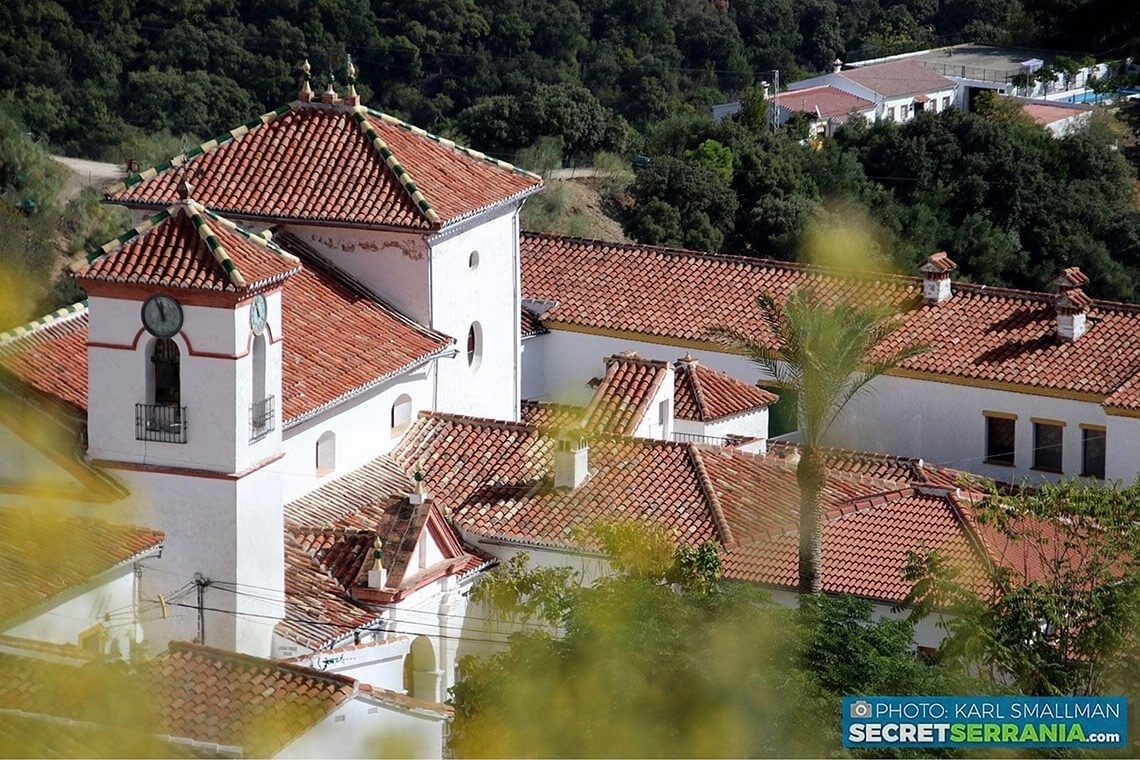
[177,178,194,200]
[321,68,339,105]
[298,59,313,102]
[344,54,360,107]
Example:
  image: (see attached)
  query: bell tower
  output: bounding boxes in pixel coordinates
[77,192,300,655]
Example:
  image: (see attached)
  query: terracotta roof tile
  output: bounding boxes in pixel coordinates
[580,352,669,436]
[520,399,586,430]
[0,232,453,425]
[391,413,723,549]
[79,203,300,292]
[106,104,542,229]
[0,307,89,414]
[521,234,1140,407]
[384,411,998,602]
[724,491,991,600]
[0,510,163,623]
[673,355,777,421]
[283,458,489,648]
[0,642,356,757]
[775,85,874,118]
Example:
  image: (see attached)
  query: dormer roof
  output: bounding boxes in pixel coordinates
[673,355,778,422]
[580,352,670,436]
[104,102,543,231]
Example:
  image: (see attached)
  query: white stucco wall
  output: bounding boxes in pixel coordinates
[287,225,431,325]
[5,569,143,656]
[86,291,285,475]
[119,466,284,657]
[531,327,1140,484]
[278,366,435,503]
[275,697,447,759]
[833,374,1118,483]
[674,408,769,444]
[430,207,523,422]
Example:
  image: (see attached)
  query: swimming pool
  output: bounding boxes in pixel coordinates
[1060,90,1117,104]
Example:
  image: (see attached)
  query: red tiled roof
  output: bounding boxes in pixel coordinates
[0,307,89,414]
[0,510,163,623]
[392,413,725,549]
[1022,102,1090,127]
[105,103,542,230]
[520,399,586,430]
[674,355,777,421]
[284,458,489,648]
[385,411,997,602]
[521,234,1140,407]
[0,233,453,425]
[0,642,355,756]
[775,85,874,118]
[280,536,385,651]
[724,490,991,599]
[146,642,357,757]
[79,202,300,293]
[841,59,955,98]
[580,352,669,436]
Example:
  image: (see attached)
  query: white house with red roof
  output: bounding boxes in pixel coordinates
[787,58,958,124]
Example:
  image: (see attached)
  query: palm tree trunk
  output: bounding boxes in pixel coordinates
[796,447,824,595]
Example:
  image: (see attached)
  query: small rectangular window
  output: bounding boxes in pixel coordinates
[887,106,896,121]
[1033,421,1063,472]
[1082,427,1106,478]
[658,399,670,426]
[985,414,1015,466]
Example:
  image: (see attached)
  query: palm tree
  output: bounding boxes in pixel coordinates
[713,288,927,595]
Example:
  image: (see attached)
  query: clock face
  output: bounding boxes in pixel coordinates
[250,293,268,335]
[141,294,183,338]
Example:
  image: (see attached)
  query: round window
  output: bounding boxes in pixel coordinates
[467,322,483,369]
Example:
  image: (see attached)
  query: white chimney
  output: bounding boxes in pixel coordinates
[833,58,844,73]
[553,434,589,490]
[919,251,957,305]
[1056,287,1091,342]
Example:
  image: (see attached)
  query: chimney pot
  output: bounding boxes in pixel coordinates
[554,433,589,489]
[1056,287,1092,341]
[919,251,957,305]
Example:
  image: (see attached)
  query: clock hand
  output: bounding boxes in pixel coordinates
[158,301,167,320]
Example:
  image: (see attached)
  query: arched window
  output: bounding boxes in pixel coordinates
[468,250,480,270]
[466,322,482,369]
[151,338,181,405]
[316,431,336,476]
[249,335,274,440]
[391,393,413,436]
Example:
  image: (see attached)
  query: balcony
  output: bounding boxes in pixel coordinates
[136,403,187,444]
[250,395,276,442]
[672,431,730,446]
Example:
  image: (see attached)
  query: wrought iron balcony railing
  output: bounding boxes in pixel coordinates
[250,395,276,442]
[136,403,187,444]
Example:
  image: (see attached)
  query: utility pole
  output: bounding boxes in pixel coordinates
[194,574,209,644]
[771,70,780,132]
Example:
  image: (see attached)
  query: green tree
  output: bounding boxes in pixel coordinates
[625,155,737,251]
[711,285,926,594]
[452,525,958,756]
[905,479,1140,697]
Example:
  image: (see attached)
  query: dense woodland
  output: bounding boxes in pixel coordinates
[0,0,1139,327]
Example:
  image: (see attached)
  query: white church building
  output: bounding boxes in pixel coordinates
[2,63,1139,754]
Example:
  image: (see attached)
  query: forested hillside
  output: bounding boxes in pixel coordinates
[0,0,1138,329]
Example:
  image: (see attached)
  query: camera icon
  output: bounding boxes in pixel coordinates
[850,700,873,719]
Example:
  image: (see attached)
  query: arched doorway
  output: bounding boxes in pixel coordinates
[403,635,438,700]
